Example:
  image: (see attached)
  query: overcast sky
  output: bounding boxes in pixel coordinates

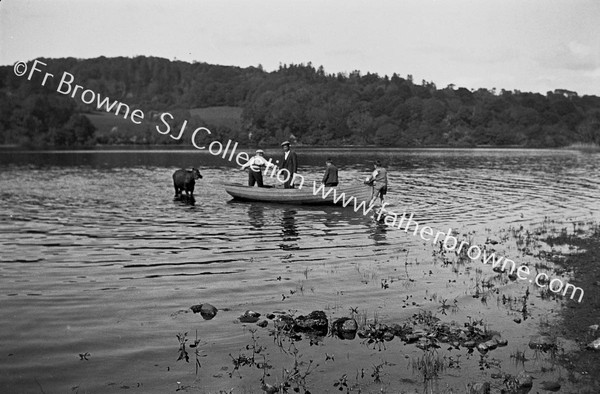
[1,0,599,95]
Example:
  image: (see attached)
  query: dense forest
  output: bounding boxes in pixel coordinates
[1,56,599,148]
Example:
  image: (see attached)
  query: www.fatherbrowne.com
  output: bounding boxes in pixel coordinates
[309,181,584,303]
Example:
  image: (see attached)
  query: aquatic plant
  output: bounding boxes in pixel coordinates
[176,332,189,363]
[78,352,91,361]
[188,330,202,375]
[371,360,392,383]
[411,349,445,383]
[228,329,270,379]
[333,374,350,393]
[437,298,459,316]
[274,344,317,393]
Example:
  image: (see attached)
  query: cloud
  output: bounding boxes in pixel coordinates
[215,24,311,49]
[538,40,599,71]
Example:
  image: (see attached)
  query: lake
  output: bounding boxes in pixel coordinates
[0,148,598,393]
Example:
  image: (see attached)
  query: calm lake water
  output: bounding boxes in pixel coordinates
[0,148,598,393]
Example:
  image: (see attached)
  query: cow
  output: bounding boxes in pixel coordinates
[172,168,203,199]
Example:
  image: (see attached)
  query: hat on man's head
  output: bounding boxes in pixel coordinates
[281,141,291,146]
[256,149,264,154]
[326,157,332,163]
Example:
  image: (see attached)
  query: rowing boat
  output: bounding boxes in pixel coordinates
[224,183,373,206]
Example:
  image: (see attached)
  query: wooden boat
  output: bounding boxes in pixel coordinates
[224,182,373,206]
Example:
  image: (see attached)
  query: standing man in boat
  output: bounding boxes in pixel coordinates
[241,149,267,187]
[280,141,298,189]
[366,160,388,207]
[322,158,339,187]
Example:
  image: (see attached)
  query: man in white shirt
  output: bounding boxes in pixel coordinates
[241,149,268,187]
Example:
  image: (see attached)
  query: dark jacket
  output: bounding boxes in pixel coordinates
[282,151,298,174]
[322,164,339,185]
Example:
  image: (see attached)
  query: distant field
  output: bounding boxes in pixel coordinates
[189,106,243,129]
[85,112,147,134]
[85,106,243,144]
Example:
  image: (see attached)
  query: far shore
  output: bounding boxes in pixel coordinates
[1,143,598,152]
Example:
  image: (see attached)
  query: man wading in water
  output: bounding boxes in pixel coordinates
[366,160,388,207]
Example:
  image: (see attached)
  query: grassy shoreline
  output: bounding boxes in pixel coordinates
[545,224,600,391]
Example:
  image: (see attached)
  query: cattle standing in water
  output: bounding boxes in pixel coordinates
[172,168,203,199]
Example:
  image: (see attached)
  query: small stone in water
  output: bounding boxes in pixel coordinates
[239,310,261,323]
[190,303,218,320]
[257,320,268,328]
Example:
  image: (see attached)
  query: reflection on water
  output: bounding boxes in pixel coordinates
[281,208,299,237]
[246,203,265,229]
[0,148,599,393]
[368,220,389,245]
[279,208,299,250]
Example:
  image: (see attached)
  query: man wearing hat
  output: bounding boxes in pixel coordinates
[241,149,267,187]
[280,141,298,189]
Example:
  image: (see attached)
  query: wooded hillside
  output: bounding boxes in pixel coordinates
[1,56,599,147]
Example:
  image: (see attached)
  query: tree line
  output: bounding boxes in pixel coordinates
[0,56,599,148]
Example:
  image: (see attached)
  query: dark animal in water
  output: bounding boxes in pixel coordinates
[173,168,203,198]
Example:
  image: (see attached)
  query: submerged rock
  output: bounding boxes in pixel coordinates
[528,335,555,351]
[492,335,508,347]
[516,371,533,388]
[405,334,420,343]
[587,337,600,350]
[332,317,358,339]
[239,310,261,323]
[257,320,268,328]
[383,331,395,341]
[190,303,218,320]
[294,311,328,335]
[483,339,498,350]
[463,340,477,348]
[261,383,278,394]
[467,382,490,394]
[540,381,561,391]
